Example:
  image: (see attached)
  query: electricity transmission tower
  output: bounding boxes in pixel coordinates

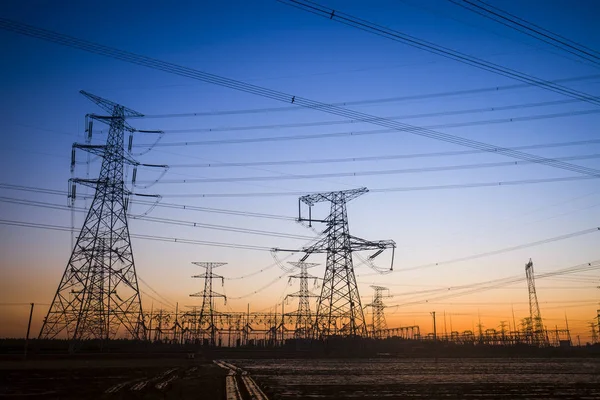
[39,91,147,340]
[276,188,395,338]
[525,258,548,346]
[285,262,319,338]
[366,285,391,339]
[190,262,227,346]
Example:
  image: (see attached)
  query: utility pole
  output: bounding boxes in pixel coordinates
[285,262,319,339]
[274,188,395,338]
[525,259,548,346]
[443,311,447,339]
[281,302,285,346]
[431,311,437,342]
[366,286,391,339]
[190,262,227,346]
[39,91,160,341]
[24,303,34,359]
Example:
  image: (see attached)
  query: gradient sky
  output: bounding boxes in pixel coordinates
[1,0,599,341]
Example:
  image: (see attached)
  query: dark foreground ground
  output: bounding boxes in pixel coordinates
[235,357,600,399]
[0,356,227,399]
[1,356,600,399]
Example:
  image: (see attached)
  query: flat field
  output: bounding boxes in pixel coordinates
[233,357,600,399]
[0,356,226,399]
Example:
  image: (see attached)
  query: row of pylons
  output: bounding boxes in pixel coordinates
[36,92,588,346]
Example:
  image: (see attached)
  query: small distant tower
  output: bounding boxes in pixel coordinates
[366,285,391,339]
[190,262,227,346]
[525,259,548,346]
[597,309,600,341]
[285,262,319,339]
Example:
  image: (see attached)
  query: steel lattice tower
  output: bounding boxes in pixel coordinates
[366,285,390,339]
[190,262,227,346]
[277,188,395,338]
[285,261,319,338]
[525,258,548,346]
[39,91,145,340]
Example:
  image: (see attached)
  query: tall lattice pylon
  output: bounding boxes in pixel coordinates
[190,262,227,346]
[525,258,548,346]
[277,188,395,338]
[366,285,390,339]
[285,262,319,338]
[39,91,145,340]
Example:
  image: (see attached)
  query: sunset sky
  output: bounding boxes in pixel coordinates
[1,0,599,342]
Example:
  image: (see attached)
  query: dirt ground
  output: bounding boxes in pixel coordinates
[0,357,227,399]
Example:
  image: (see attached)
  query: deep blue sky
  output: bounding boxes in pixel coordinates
[1,0,599,338]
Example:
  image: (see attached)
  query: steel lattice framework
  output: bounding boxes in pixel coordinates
[367,285,390,339]
[39,91,145,340]
[285,262,319,338]
[277,188,395,338]
[190,262,227,346]
[525,258,548,346]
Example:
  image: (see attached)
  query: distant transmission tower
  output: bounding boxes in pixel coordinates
[597,309,600,341]
[190,262,227,346]
[276,188,395,338]
[285,262,319,338]
[39,91,148,340]
[525,258,548,346]
[366,285,390,339]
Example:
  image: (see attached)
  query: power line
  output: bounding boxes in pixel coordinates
[449,0,600,67]
[149,99,596,135]
[141,108,600,148]
[398,227,600,273]
[140,153,600,184]
[131,74,600,119]
[0,183,295,220]
[137,276,177,309]
[0,219,274,251]
[4,219,597,302]
[144,175,597,198]
[2,19,599,178]
[390,260,600,307]
[0,196,311,240]
[166,138,600,169]
[278,0,600,105]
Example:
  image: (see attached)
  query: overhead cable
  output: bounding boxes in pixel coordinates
[1,18,599,177]
[277,0,600,105]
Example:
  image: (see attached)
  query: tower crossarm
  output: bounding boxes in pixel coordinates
[80,90,144,118]
[71,143,148,168]
[348,236,396,252]
[286,290,319,298]
[73,143,106,157]
[300,187,368,206]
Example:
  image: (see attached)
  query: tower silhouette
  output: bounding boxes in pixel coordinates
[285,261,319,338]
[366,285,390,339]
[39,91,145,340]
[277,188,395,338]
[525,258,548,346]
[190,262,227,346]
